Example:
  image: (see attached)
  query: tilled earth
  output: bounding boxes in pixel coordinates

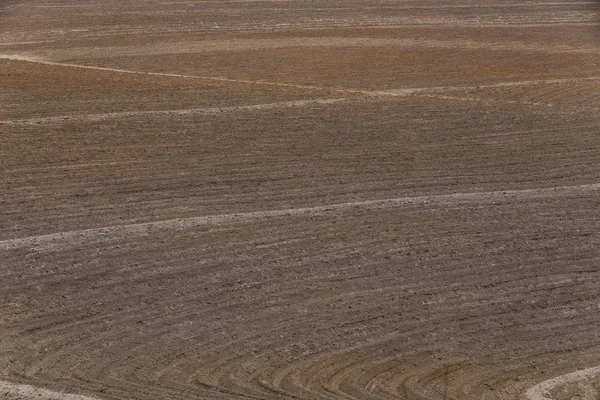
[1,1,599,400]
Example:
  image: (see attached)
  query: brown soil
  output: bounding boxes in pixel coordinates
[1,1,599,399]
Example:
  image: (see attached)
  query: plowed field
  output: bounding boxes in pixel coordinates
[1,1,599,399]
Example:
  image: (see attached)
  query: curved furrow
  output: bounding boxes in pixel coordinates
[3,2,600,398]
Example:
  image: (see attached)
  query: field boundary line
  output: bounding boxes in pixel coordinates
[1,183,598,250]
[525,365,600,400]
[0,380,98,400]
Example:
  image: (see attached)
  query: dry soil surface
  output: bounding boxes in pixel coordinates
[1,1,600,400]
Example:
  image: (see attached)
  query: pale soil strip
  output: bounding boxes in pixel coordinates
[1,55,598,125]
[31,4,92,7]
[1,183,598,251]
[403,79,600,111]
[416,93,600,114]
[18,37,600,59]
[419,93,544,106]
[349,2,597,8]
[381,76,600,96]
[0,380,98,400]
[370,22,598,28]
[1,54,598,98]
[388,77,600,109]
[3,54,597,95]
[3,79,598,126]
[525,366,600,400]
[0,98,351,126]
[0,54,371,96]
[0,41,56,46]
[4,160,150,174]
[161,1,596,5]
[0,89,581,127]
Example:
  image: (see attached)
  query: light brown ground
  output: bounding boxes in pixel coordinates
[1,1,599,399]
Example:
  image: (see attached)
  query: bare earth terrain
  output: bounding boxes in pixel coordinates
[1,1,599,399]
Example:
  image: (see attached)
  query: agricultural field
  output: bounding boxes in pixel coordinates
[1,0,600,399]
